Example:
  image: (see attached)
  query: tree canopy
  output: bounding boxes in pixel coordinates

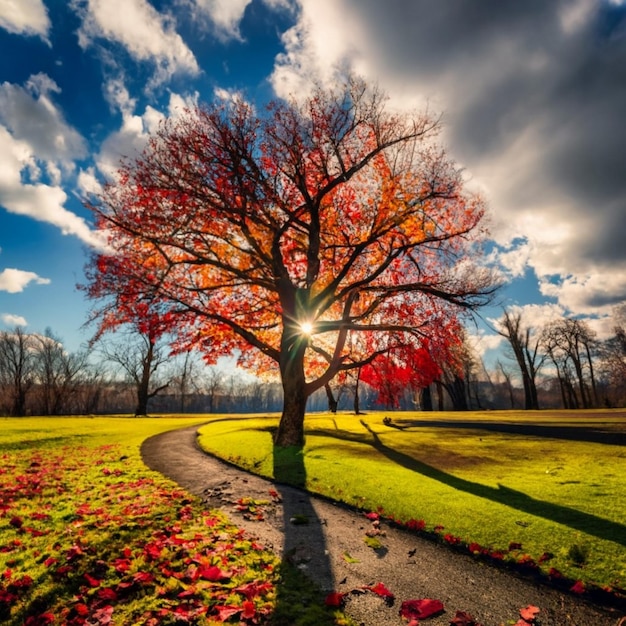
[84,77,497,446]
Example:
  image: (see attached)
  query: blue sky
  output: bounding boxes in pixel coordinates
[1,0,625,367]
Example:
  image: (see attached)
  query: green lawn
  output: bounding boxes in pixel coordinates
[0,417,352,626]
[197,409,626,598]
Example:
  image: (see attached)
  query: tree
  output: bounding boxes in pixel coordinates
[84,77,496,446]
[496,310,545,410]
[33,329,91,415]
[598,305,626,406]
[541,318,598,409]
[97,327,171,416]
[0,327,37,416]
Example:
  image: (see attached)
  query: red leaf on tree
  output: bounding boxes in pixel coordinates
[84,573,101,587]
[400,598,445,620]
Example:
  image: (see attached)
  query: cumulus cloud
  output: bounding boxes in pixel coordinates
[72,0,199,89]
[0,75,107,248]
[0,74,86,166]
[489,303,566,336]
[95,90,198,180]
[184,0,252,41]
[0,267,50,293]
[270,0,626,317]
[1,313,28,327]
[0,0,50,41]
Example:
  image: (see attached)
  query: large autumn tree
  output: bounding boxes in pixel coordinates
[84,77,496,446]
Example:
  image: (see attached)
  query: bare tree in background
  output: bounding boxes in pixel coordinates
[33,329,91,415]
[98,329,170,416]
[0,327,37,416]
[541,318,598,409]
[496,310,545,410]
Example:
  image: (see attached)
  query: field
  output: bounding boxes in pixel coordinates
[0,417,351,626]
[196,409,626,599]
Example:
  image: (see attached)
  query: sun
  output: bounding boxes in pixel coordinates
[299,321,314,335]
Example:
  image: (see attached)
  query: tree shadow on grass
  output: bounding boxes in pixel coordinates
[306,422,626,548]
[268,441,338,625]
[392,418,626,446]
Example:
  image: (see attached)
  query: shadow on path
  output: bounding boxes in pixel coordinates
[307,421,626,548]
[270,440,335,592]
[140,426,335,622]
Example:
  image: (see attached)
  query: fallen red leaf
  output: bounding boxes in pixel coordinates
[450,609,483,625]
[363,582,395,600]
[241,600,256,619]
[570,580,585,594]
[325,591,347,607]
[519,605,540,622]
[97,587,118,601]
[215,605,241,621]
[400,598,445,620]
[197,565,231,581]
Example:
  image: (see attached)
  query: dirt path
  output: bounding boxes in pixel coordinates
[141,425,623,626]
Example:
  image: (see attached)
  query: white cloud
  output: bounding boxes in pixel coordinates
[271,0,365,98]
[0,125,105,248]
[269,1,626,321]
[103,77,137,117]
[0,75,107,247]
[95,90,199,180]
[539,270,626,316]
[466,330,505,359]
[187,0,252,40]
[76,166,102,196]
[1,313,28,327]
[489,303,566,336]
[0,0,50,41]
[73,0,199,88]
[0,268,50,293]
[0,74,87,166]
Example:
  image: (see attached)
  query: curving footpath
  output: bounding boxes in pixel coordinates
[141,426,624,626]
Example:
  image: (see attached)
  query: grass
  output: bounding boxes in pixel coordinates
[196,409,626,599]
[0,416,354,626]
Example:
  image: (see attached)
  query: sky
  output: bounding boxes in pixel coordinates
[0,0,625,368]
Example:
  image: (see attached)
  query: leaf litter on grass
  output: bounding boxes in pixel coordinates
[0,438,348,625]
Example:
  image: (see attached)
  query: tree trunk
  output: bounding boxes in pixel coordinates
[135,339,154,416]
[421,385,433,411]
[274,372,307,447]
[274,323,308,447]
[353,368,361,415]
[324,382,338,413]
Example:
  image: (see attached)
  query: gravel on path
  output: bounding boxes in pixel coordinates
[141,425,624,626]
